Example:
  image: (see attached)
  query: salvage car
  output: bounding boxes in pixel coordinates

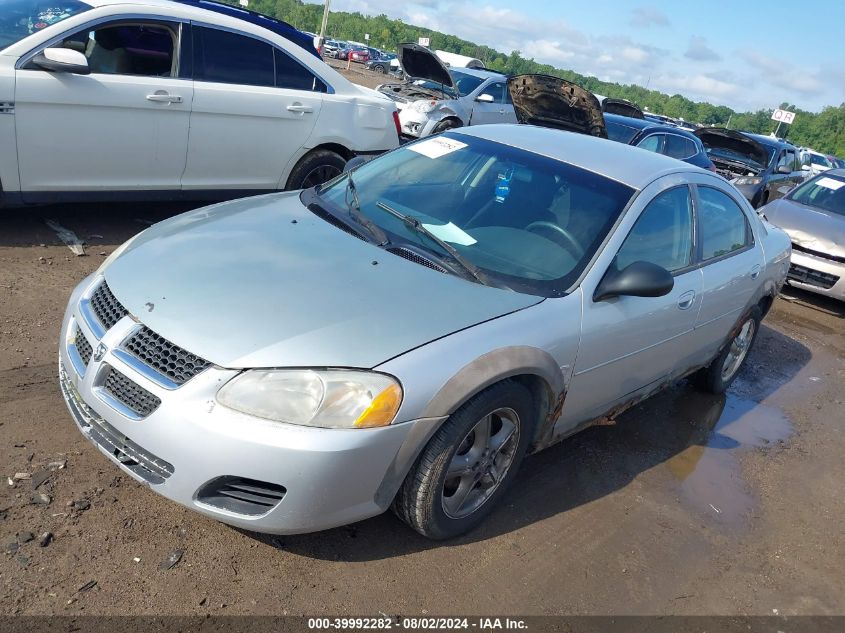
[759,168,845,301]
[604,113,715,170]
[0,0,399,207]
[378,43,516,138]
[59,125,790,539]
[695,128,805,208]
[507,74,607,137]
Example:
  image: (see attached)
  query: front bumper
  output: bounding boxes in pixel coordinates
[786,250,845,301]
[58,276,438,534]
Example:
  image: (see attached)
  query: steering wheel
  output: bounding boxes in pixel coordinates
[525,221,585,259]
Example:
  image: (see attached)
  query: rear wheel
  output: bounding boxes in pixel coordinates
[393,381,534,539]
[693,306,762,394]
[285,149,346,191]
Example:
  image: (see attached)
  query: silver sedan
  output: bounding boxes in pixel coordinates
[59,125,791,539]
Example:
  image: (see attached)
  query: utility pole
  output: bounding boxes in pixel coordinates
[319,0,331,43]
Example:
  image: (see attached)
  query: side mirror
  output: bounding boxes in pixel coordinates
[476,93,494,103]
[343,156,367,173]
[594,261,674,302]
[776,165,792,174]
[32,48,90,75]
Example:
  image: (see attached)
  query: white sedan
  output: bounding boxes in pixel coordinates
[0,0,400,206]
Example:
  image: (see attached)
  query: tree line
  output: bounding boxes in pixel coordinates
[230,0,845,156]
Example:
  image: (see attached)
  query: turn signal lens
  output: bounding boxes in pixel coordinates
[354,383,403,428]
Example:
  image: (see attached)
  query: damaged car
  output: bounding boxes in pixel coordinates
[695,128,805,208]
[59,125,789,540]
[760,168,845,301]
[378,43,516,138]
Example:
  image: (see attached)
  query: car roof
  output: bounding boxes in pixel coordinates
[604,113,654,131]
[453,124,696,189]
[448,67,505,80]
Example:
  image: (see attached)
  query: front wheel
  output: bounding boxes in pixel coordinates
[393,381,535,539]
[374,65,385,74]
[693,306,762,394]
[431,118,463,134]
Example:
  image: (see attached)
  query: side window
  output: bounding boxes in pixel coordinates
[637,134,663,153]
[195,26,274,87]
[664,135,697,160]
[698,187,751,261]
[480,82,506,103]
[274,48,326,92]
[615,186,693,273]
[54,22,177,77]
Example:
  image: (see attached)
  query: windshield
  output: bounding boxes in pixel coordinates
[0,0,90,49]
[788,173,845,216]
[311,133,635,297]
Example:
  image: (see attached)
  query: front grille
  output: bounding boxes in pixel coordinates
[792,242,845,265]
[387,247,448,273]
[60,361,173,484]
[90,281,128,331]
[74,325,93,367]
[788,264,839,290]
[196,476,287,516]
[124,326,210,385]
[103,366,161,417]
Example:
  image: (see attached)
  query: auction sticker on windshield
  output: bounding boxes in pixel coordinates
[816,177,844,191]
[408,137,468,159]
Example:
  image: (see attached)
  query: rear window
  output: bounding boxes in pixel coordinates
[606,121,640,144]
[0,0,90,49]
[194,26,274,87]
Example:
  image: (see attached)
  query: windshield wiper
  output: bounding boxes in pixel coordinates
[345,174,390,246]
[375,201,490,286]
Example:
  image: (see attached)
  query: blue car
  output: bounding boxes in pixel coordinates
[604,113,715,170]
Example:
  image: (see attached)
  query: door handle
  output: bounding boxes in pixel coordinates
[677,290,696,310]
[286,104,314,113]
[146,93,182,103]
[750,265,761,279]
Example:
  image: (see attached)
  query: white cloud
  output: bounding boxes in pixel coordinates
[685,36,721,62]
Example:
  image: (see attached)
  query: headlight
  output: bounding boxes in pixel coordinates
[733,176,762,186]
[410,100,438,114]
[217,369,403,429]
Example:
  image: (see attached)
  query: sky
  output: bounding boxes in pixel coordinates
[327,0,845,113]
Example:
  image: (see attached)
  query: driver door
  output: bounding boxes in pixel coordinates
[560,184,704,427]
[469,81,508,126]
[14,19,191,195]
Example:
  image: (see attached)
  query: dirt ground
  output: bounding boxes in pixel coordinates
[1,65,844,616]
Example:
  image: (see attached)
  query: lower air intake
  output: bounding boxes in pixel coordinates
[196,476,287,516]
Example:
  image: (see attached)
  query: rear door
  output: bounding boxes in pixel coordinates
[15,18,191,194]
[180,24,324,191]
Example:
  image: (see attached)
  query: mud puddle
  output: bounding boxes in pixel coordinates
[664,390,793,523]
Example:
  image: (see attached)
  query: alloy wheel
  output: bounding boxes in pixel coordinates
[721,318,756,381]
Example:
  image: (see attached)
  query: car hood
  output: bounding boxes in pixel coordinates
[601,98,644,119]
[694,128,769,168]
[507,75,607,137]
[104,194,541,369]
[761,198,845,257]
[397,43,454,88]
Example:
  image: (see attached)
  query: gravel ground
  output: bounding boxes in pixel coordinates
[1,65,844,616]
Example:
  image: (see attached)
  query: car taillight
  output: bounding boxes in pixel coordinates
[392,111,401,138]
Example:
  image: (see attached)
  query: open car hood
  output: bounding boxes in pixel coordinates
[397,43,454,88]
[601,98,644,119]
[694,128,769,168]
[507,75,607,137]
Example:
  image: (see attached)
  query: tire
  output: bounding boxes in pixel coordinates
[755,191,769,209]
[374,65,385,74]
[392,380,535,539]
[285,149,346,191]
[432,118,463,134]
[693,306,762,394]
